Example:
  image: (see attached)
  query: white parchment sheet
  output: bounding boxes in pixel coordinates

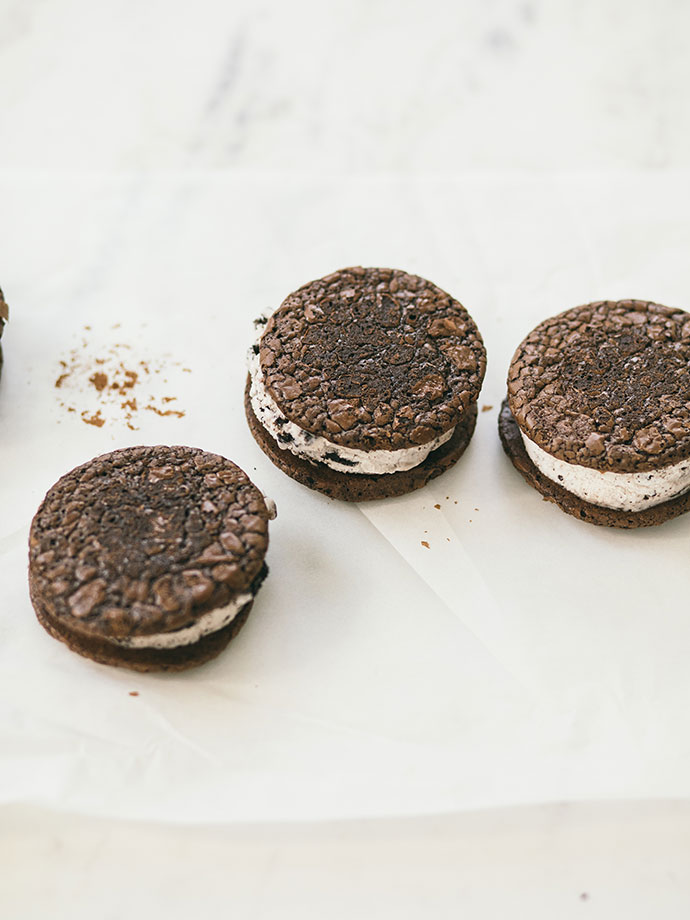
[1,171,689,822]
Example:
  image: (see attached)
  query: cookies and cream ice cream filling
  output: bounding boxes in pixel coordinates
[247,331,455,475]
[520,430,690,512]
[112,592,253,650]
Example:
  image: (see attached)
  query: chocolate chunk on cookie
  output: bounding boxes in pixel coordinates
[29,446,273,671]
[246,266,486,501]
[501,300,690,527]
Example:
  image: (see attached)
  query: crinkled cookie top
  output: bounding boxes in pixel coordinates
[29,446,269,640]
[507,300,690,472]
[258,267,486,451]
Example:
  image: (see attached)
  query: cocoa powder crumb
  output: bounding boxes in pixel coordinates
[434,503,441,509]
[129,691,139,697]
[89,372,108,392]
[81,410,105,428]
[145,404,185,419]
[421,541,430,549]
[481,404,494,412]
[55,329,189,428]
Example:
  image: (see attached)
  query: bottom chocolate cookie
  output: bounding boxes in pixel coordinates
[246,378,478,502]
[34,584,259,673]
[498,399,690,528]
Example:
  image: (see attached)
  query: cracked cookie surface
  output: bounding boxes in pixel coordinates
[258,266,486,452]
[507,300,690,472]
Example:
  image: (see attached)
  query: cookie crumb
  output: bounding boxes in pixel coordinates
[129,691,139,697]
[434,503,441,510]
[81,410,105,428]
[89,372,108,392]
[145,404,185,419]
[421,540,430,549]
[55,330,189,428]
[481,404,494,412]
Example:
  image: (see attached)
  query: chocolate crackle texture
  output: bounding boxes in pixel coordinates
[508,300,690,472]
[29,446,269,671]
[507,300,690,472]
[259,266,486,451]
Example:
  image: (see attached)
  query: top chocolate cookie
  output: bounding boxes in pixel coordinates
[257,267,486,451]
[507,300,690,472]
[0,287,7,328]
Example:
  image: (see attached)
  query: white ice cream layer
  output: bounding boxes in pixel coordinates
[247,336,454,475]
[113,593,253,650]
[521,431,690,512]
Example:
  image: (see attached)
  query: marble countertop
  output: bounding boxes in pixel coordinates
[0,0,689,173]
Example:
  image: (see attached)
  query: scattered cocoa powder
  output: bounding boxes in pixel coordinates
[55,326,189,429]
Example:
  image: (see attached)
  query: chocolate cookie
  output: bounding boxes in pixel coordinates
[246,267,486,501]
[0,286,8,377]
[29,446,274,671]
[501,300,690,527]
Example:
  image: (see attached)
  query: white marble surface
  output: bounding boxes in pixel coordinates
[0,0,689,172]
[2,0,690,915]
[4,801,690,919]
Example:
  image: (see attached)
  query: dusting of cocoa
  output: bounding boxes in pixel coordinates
[55,328,190,429]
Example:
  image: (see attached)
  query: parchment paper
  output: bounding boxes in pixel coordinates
[2,170,690,822]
